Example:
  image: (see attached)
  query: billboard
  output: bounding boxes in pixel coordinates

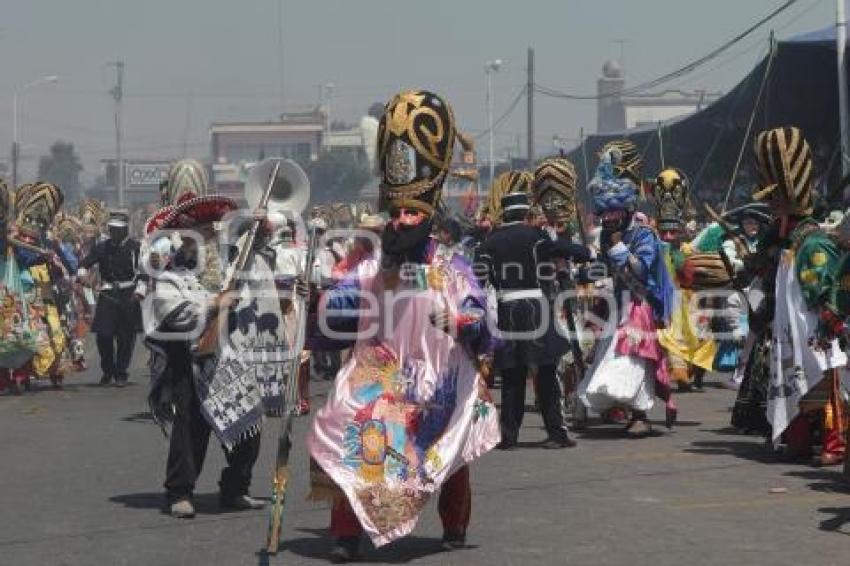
[126,163,170,187]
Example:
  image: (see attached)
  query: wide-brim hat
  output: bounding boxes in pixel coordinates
[144,205,175,234]
[158,193,238,231]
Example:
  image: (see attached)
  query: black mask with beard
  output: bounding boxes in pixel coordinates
[599,209,631,234]
[381,218,433,264]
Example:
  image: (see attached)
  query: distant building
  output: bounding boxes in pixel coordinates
[90,158,172,206]
[596,59,721,133]
[210,109,325,167]
[210,111,379,200]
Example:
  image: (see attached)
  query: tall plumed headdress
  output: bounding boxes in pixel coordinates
[377,90,456,217]
[165,158,209,205]
[487,170,533,224]
[533,157,578,225]
[588,149,639,215]
[600,139,643,183]
[651,167,692,232]
[53,212,84,244]
[752,126,814,217]
[15,182,63,237]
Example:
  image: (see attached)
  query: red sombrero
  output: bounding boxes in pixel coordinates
[158,192,238,231]
[144,205,174,234]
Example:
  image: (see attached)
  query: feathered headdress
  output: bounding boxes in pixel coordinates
[588,149,639,215]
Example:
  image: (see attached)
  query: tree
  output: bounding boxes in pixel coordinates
[305,148,373,203]
[38,141,83,202]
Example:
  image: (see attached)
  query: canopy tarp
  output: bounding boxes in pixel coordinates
[565,26,847,213]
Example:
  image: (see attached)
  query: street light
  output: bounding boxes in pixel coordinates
[485,59,503,188]
[322,82,335,142]
[12,75,59,187]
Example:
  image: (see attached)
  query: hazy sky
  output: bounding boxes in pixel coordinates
[0,0,837,183]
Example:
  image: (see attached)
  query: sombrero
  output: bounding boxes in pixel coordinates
[158,193,238,230]
[144,205,175,234]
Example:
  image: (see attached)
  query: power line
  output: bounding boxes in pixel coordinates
[474,85,526,140]
[534,0,799,101]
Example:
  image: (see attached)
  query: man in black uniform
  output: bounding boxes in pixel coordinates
[79,211,141,386]
[479,191,589,449]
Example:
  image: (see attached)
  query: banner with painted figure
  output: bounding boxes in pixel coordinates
[308,258,499,547]
[767,251,846,442]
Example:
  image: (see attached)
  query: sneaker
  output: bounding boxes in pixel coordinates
[626,419,652,438]
[220,494,266,511]
[169,498,195,519]
[441,531,466,551]
[99,374,113,386]
[115,375,129,388]
[542,435,577,449]
[496,439,517,451]
[329,536,360,563]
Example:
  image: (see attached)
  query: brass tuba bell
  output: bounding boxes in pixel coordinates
[244,158,311,214]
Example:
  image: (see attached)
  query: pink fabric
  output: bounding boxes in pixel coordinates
[615,300,669,386]
[308,258,499,547]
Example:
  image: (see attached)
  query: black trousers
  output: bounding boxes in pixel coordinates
[96,330,137,379]
[164,353,261,503]
[500,364,569,444]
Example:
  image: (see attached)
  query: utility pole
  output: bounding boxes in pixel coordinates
[485,59,503,187]
[109,59,125,206]
[527,47,535,167]
[836,0,850,179]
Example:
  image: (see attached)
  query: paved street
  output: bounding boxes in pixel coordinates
[2,341,850,566]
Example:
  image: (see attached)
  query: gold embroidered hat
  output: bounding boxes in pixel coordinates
[15,182,63,231]
[600,139,643,183]
[487,170,533,224]
[533,157,578,224]
[652,167,692,232]
[165,158,209,205]
[752,126,814,217]
[377,90,456,216]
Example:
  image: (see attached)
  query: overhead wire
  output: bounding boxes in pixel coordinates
[534,0,799,101]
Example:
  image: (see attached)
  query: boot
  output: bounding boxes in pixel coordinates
[441,531,467,551]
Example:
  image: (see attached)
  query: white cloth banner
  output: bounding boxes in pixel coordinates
[767,252,846,441]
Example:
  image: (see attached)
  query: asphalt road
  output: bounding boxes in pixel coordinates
[2,340,850,566]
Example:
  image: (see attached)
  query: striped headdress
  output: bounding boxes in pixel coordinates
[15,182,63,241]
[533,157,577,224]
[600,139,643,183]
[166,159,208,205]
[54,212,84,244]
[15,182,63,225]
[752,126,814,217]
[487,170,533,224]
